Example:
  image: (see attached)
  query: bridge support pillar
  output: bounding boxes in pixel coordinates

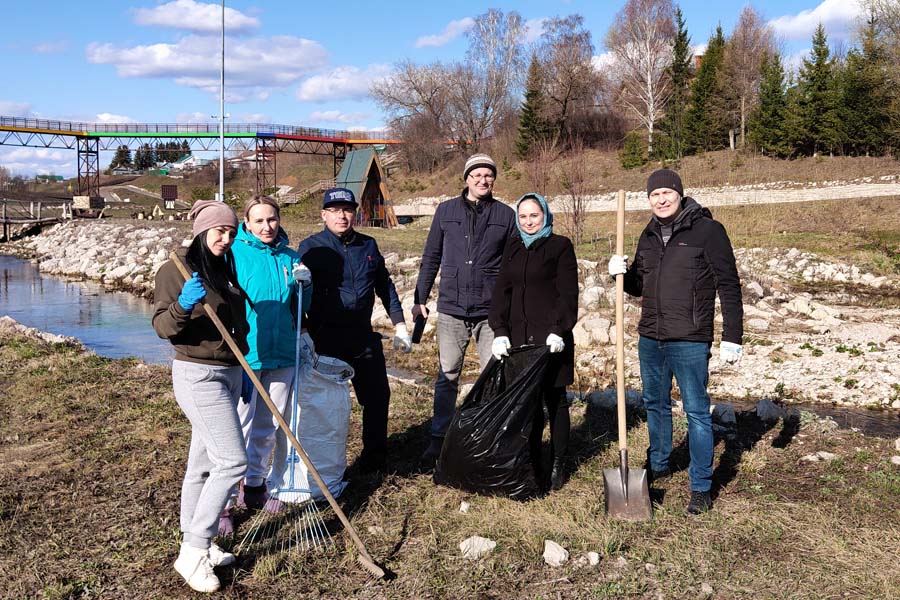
[77,137,100,198]
[256,137,276,195]
[333,143,348,177]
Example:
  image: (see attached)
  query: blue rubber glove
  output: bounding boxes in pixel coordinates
[177,272,206,311]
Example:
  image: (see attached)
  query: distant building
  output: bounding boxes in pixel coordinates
[35,174,64,184]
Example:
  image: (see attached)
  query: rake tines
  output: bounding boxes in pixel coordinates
[235,494,334,557]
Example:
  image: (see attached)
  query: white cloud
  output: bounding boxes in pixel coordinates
[0,147,74,177]
[87,34,328,93]
[769,0,864,41]
[133,0,259,34]
[96,112,136,124]
[241,113,272,123]
[592,52,615,71]
[175,111,215,123]
[524,18,547,44]
[295,64,391,102]
[308,110,370,125]
[0,101,31,116]
[33,40,68,54]
[692,42,708,57]
[414,17,475,48]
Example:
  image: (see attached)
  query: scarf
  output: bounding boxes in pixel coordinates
[516,193,553,248]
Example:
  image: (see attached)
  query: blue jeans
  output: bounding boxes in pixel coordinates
[638,336,713,492]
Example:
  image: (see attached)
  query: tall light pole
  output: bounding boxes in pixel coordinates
[218,0,225,202]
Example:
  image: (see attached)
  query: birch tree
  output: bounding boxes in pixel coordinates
[605,0,676,154]
[722,5,775,147]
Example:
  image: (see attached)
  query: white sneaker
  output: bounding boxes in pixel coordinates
[174,544,220,593]
[208,542,235,567]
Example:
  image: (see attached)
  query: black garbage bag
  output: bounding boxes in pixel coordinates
[434,345,551,501]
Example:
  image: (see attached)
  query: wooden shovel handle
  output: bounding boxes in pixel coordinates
[169,252,382,573]
[615,191,627,451]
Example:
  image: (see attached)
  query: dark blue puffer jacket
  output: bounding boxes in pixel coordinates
[414,192,516,318]
[298,228,404,333]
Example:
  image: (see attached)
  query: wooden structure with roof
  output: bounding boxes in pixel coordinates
[335,148,397,228]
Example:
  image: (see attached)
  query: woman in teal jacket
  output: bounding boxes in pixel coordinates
[224,195,312,527]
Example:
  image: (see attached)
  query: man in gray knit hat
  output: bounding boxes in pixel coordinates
[413,153,516,467]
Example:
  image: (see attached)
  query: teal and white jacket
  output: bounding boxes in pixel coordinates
[232,223,312,370]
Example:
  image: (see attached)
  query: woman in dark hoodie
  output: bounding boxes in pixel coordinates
[152,199,248,593]
[488,193,579,490]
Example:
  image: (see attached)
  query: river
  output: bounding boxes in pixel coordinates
[0,254,172,364]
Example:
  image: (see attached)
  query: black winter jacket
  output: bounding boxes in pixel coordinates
[624,197,743,344]
[489,233,579,387]
[415,191,516,318]
[298,228,404,335]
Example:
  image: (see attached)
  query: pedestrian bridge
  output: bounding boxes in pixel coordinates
[0,115,400,198]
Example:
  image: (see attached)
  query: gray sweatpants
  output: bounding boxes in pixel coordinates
[236,366,294,487]
[172,359,247,549]
[431,312,495,438]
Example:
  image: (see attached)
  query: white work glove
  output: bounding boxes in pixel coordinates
[608,254,628,277]
[393,324,412,353]
[492,336,511,361]
[292,262,312,286]
[719,341,743,366]
[546,333,565,353]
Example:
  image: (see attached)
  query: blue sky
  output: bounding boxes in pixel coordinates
[0,0,867,176]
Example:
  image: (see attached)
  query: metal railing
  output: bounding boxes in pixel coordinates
[0,116,389,140]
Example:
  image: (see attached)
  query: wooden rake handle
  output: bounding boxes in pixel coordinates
[169,252,384,578]
[615,190,628,452]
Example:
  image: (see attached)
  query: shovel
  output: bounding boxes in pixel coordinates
[602,190,652,521]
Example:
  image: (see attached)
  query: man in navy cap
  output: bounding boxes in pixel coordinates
[298,187,411,472]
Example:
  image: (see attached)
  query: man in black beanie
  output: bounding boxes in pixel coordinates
[608,168,743,514]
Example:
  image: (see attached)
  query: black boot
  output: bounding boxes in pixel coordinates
[550,457,566,491]
[687,491,712,514]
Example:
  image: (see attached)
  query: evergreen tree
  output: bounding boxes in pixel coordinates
[108,145,133,170]
[516,54,553,159]
[683,25,727,154]
[749,52,790,157]
[843,16,890,156]
[181,140,192,159]
[795,24,843,155]
[656,7,692,159]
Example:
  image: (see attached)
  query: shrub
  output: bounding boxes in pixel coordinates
[619,131,649,170]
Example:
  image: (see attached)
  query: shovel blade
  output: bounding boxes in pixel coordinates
[603,467,652,521]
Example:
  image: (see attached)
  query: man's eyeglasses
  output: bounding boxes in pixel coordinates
[468,173,495,182]
[324,206,356,214]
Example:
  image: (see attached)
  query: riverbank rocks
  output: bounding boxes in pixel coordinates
[0,316,84,348]
[21,221,188,298]
[6,222,900,413]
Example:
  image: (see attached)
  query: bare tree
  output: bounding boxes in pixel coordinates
[536,15,600,144]
[722,6,775,147]
[556,139,588,246]
[371,60,450,128]
[526,135,560,198]
[605,0,676,154]
[443,9,526,150]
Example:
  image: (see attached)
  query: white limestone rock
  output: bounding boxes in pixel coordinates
[459,536,496,560]
[542,540,569,567]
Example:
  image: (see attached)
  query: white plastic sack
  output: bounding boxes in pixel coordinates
[267,353,353,503]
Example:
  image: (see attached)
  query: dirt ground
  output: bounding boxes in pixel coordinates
[0,330,898,599]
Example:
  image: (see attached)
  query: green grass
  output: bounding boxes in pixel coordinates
[0,330,898,598]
